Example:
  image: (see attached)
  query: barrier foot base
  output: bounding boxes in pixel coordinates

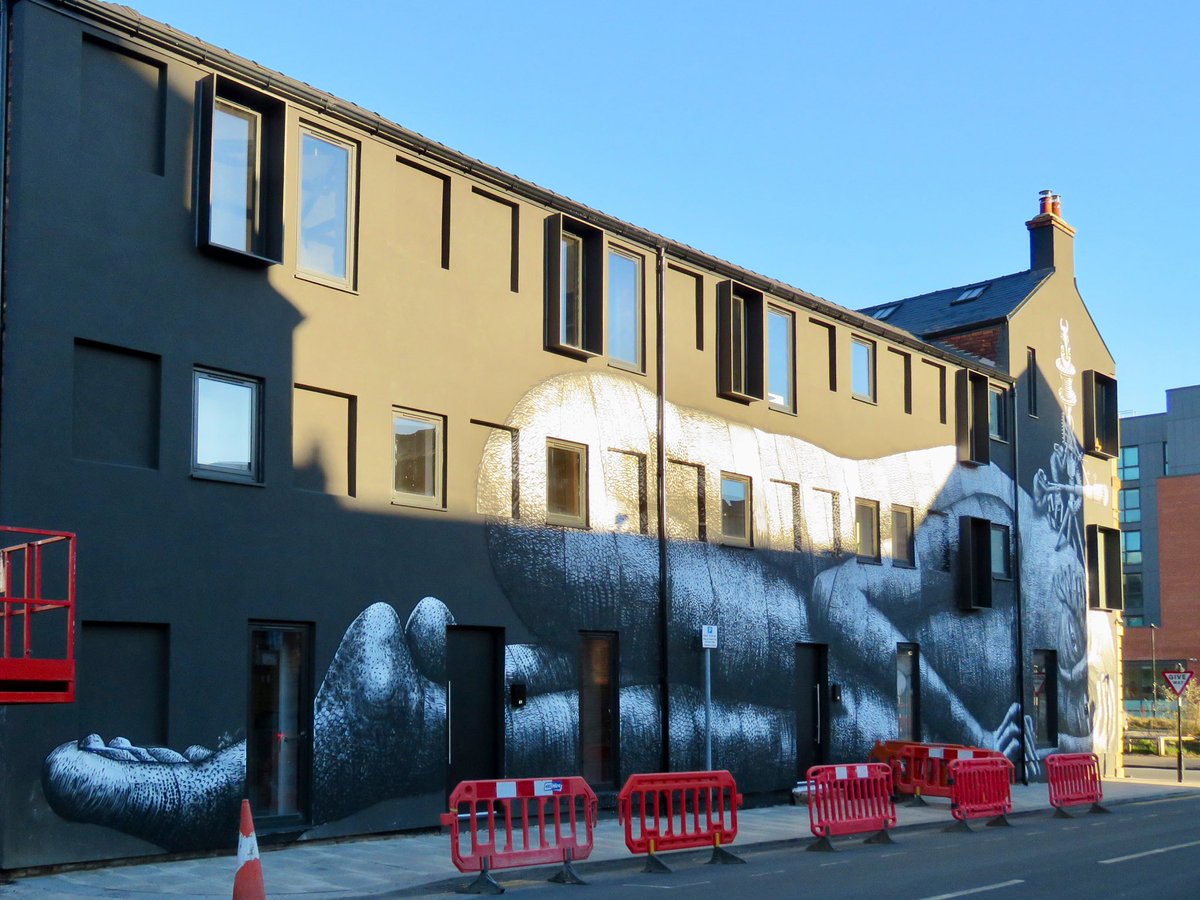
[643,853,672,874]
[549,850,587,886]
[708,845,745,865]
[806,836,836,853]
[1052,807,1073,819]
[1089,803,1111,815]
[985,815,1011,828]
[905,794,929,807]
[863,829,894,845]
[462,868,504,895]
[942,819,973,834]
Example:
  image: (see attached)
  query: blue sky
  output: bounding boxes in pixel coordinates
[132,0,1197,416]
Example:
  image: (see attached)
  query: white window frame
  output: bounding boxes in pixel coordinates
[546,438,588,528]
[719,472,753,547]
[851,336,876,402]
[391,407,445,509]
[297,125,358,289]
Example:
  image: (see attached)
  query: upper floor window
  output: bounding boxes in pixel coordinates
[855,499,880,561]
[891,505,914,567]
[197,76,284,264]
[988,386,1008,441]
[1118,446,1140,481]
[1121,530,1142,567]
[298,128,357,286]
[392,408,444,509]
[192,368,261,483]
[545,215,603,357]
[1087,524,1122,610]
[546,439,588,528]
[1123,572,1144,611]
[990,523,1011,578]
[851,337,876,402]
[720,473,752,547]
[561,232,585,348]
[767,306,795,412]
[1025,347,1038,417]
[958,516,993,609]
[1083,371,1118,459]
[717,282,763,402]
[956,369,990,466]
[1119,487,1141,524]
[607,248,643,369]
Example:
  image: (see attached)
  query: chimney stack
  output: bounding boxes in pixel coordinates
[1026,189,1075,274]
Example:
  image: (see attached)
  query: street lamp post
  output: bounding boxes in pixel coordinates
[1151,623,1158,716]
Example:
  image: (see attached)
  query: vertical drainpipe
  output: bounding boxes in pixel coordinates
[1011,381,1028,784]
[655,245,670,772]
[0,0,10,483]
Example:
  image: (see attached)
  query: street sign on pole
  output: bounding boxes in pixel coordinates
[702,625,719,649]
[1164,670,1194,697]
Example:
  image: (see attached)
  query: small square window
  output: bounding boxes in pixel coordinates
[990,524,1011,578]
[767,306,795,411]
[988,386,1007,440]
[607,247,643,369]
[547,439,588,527]
[720,473,752,546]
[192,368,261,482]
[392,408,444,508]
[892,505,914,567]
[855,499,880,561]
[298,127,357,287]
[851,337,875,402]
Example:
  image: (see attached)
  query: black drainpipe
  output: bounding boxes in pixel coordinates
[655,245,670,772]
[1011,385,1028,784]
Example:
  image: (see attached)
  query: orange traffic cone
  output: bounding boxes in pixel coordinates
[233,799,266,900]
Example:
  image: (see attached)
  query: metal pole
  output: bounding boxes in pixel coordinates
[1151,624,1157,716]
[1177,695,1184,783]
[704,647,712,770]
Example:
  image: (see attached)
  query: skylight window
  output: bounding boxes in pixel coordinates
[953,285,988,303]
[874,304,899,320]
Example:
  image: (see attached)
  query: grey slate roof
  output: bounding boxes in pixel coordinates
[858,268,1053,337]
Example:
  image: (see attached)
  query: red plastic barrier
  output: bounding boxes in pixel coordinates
[807,763,896,839]
[1047,753,1104,810]
[617,770,742,857]
[949,756,1014,822]
[898,745,1002,799]
[441,776,597,876]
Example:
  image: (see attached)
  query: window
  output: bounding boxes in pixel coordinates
[855,499,880,561]
[1087,525,1122,610]
[988,386,1007,440]
[1082,371,1118,458]
[545,215,603,357]
[958,516,993,609]
[192,369,261,482]
[1119,488,1141,524]
[955,369,990,465]
[767,306,795,411]
[717,282,763,401]
[1031,650,1058,748]
[897,644,920,741]
[1164,441,1170,474]
[1121,530,1142,567]
[1123,573,1144,611]
[607,248,643,368]
[561,232,584,347]
[392,409,443,508]
[953,285,987,303]
[298,127,356,286]
[197,76,284,263]
[851,337,876,402]
[1025,347,1038,417]
[891,506,914,567]
[873,304,899,320]
[547,439,588,527]
[719,473,752,546]
[1118,446,1140,481]
[990,524,1011,578]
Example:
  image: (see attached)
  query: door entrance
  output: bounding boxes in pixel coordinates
[897,643,920,741]
[248,623,312,823]
[446,626,503,792]
[795,642,829,777]
[579,632,618,788]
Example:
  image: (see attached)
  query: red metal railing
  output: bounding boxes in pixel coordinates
[617,770,743,868]
[806,763,896,849]
[0,527,76,704]
[441,776,597,889]
[949,756,1014,823]
[1047,753,1107,816]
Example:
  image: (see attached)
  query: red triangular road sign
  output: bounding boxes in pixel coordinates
[1163,670,1194,696]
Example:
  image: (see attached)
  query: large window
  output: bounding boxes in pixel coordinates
[192,369,261,482]
[392,409,444,508]
[958,516,993,609]
[1121,530,1142,567]
[607,248,643,368]
[990,524,1011,578]
[1118,446,1140,481]
[720,473,752,547]
[545,214,603,357]
[1087,525,1122,610]
[767,306,795,411]
[851,336,876,402]
[717,281,763,401]
[891,506,914,567]
[1083,370,1118,458]
[547,439,588,527]
[1119,488,1141,524]
[298,128,356,286]
[197,76,284,263]
[1031,650,1057,748]
[956,369,990,466]
[855,499,880,561]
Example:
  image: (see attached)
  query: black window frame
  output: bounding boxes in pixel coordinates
[956,369,990,466]
[958,515,993,610]
[1087,524,1122,610]
[891,505,915,568]
[544,214,604,359]
[1083,370,1119,459]
[717,281,764,402]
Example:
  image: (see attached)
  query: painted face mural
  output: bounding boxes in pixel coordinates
[42,319,1099,848]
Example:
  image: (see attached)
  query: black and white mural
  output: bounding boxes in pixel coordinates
[40,320,1117,850]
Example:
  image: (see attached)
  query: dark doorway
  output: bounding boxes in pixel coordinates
[897,642,920,741]
[248,623,313,824]
[579,632,619,788]
[447,626,504,792]
[795,642,829,778]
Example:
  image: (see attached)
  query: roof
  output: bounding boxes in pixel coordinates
[858,269,1053,337]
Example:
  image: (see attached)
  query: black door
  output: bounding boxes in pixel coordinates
[248,623,313,825]
[796,642,829,778]
[579,632,619,788]
[447,627,503,792]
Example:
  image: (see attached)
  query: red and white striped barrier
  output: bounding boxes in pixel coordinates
[806,763,897,851]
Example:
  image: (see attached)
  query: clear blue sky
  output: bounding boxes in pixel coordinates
[131,0,1197,416]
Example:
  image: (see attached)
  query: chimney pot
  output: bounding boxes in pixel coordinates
[1052,194,1062,217]
[1039,190,1053,216]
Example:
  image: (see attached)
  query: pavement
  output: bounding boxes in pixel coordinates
[2,772,1197,897]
